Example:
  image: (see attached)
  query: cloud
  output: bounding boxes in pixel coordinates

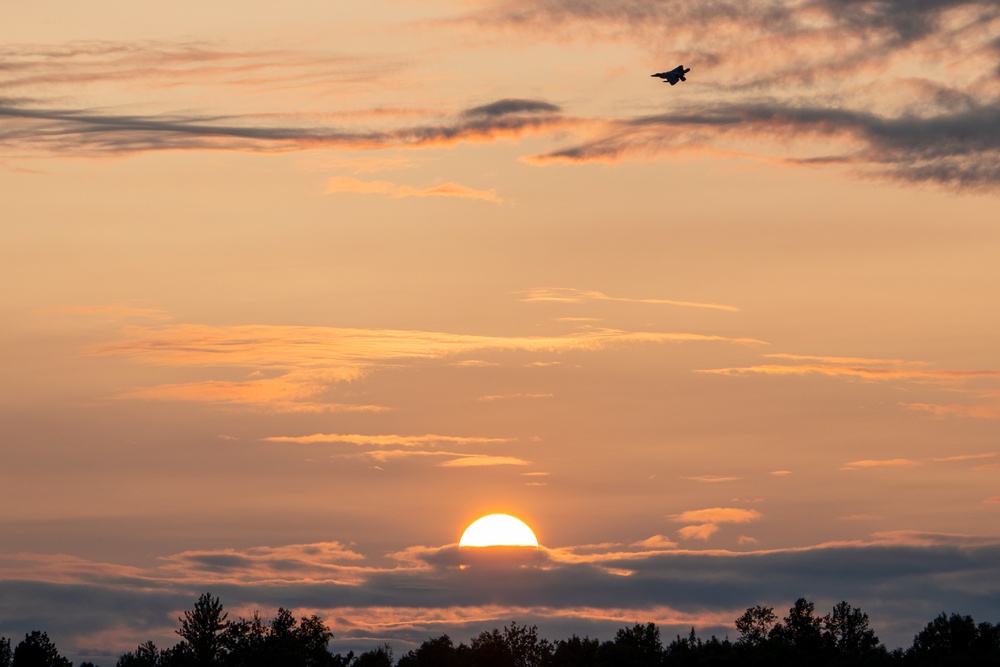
[844,453,999,470]
[90,322,764,410]
[472,0,1000,69]
[469,0,1000,190]
[0,95,571,157]
[931,453,998,463]
[0,40,394,95]
[631,535,679,550]
[477,393,554,401]
[462,99,561,117]
[701,355,1000,389]
[903,402,1000,419]
[530,101,1000,189]
[325,177,502,203]
[843,458,922,470]
[671,508,762,524]
[671,508,762,542]
[6,533,1000,663]
[438,455,530,467]
[518,288,739,312]
[263,433,514,447]
[676,524,720,541]
[684,475,742,483]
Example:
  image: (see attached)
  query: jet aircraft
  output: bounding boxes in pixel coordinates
[651,66,690,85]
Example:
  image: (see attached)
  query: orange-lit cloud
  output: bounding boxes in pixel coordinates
[325,177,502,203]
[676,524,720,541]
[438,455,530,467]
[684,475,742,483]
[0,92,574,156]
[903,402,1000,419]
[519,287,739,312]
[843,459,921,470]
[325,448,531,466]
[931,453,998,463]
[632,535,679,550]
[671,508,762,524]
[671,507,762,542]
[92,322,764,410]
[264,433,514,447]
[477,393,554,401]
[843,453,998,470]
[701,353,1000,421]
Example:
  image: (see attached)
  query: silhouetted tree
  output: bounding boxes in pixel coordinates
[772,598,829,652]
[906,612,1000,666]
[296,614,338,667]
[597,622,662,667]
[11,631,72,667]
[469,623,551,667]
[117,640,162,667]
[1,637,12,667]
[824,600,883,662]
[735,605,777,648]
[396,635,458,667]
[353,644,393,667]
[548,634,600,667]
[396,635,459,667]
[175,593,229,667]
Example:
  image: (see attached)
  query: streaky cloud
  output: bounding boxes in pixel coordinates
[0,96,572,157]
[438,455,530,467]
[531,101,1000,190]
[519,287,739,312]
[92,322,765,411]
[843,458,921,470]
[264,433,514,447]
[462,98,561,117]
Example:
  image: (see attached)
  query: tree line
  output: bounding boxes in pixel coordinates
[2,593,999,667]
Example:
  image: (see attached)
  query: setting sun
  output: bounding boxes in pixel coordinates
[459,514,539,548]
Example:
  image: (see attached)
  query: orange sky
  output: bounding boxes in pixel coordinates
[2,0,999,662]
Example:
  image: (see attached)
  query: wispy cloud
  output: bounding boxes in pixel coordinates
[0,92,571,156]
[670,507,762,542]
[932,453,999,463]
[518,288,738,312]
[477,393,554,402]
[842,458,921,470]
[264,432,528,468]
[325,177,502,203]
[438,455,530,467]
[474,0,1000,189]
[843,453,997,470]
[264,433,514,447]
[903,401,1000,419]
[91,322,764,411]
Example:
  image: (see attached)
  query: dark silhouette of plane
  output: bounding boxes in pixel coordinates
[651,66,690,85]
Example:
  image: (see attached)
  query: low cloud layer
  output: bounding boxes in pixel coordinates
[3,533,1000,663]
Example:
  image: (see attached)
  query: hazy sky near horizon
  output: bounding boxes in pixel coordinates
[2,0,1000,663]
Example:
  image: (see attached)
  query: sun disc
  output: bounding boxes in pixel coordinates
[459,513,539,548]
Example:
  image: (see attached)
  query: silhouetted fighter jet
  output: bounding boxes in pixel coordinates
[651,65,690,85]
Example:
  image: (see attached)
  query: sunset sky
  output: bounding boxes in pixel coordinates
[2,1,999,663]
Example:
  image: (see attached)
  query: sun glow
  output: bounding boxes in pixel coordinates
[459,514,539,548]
